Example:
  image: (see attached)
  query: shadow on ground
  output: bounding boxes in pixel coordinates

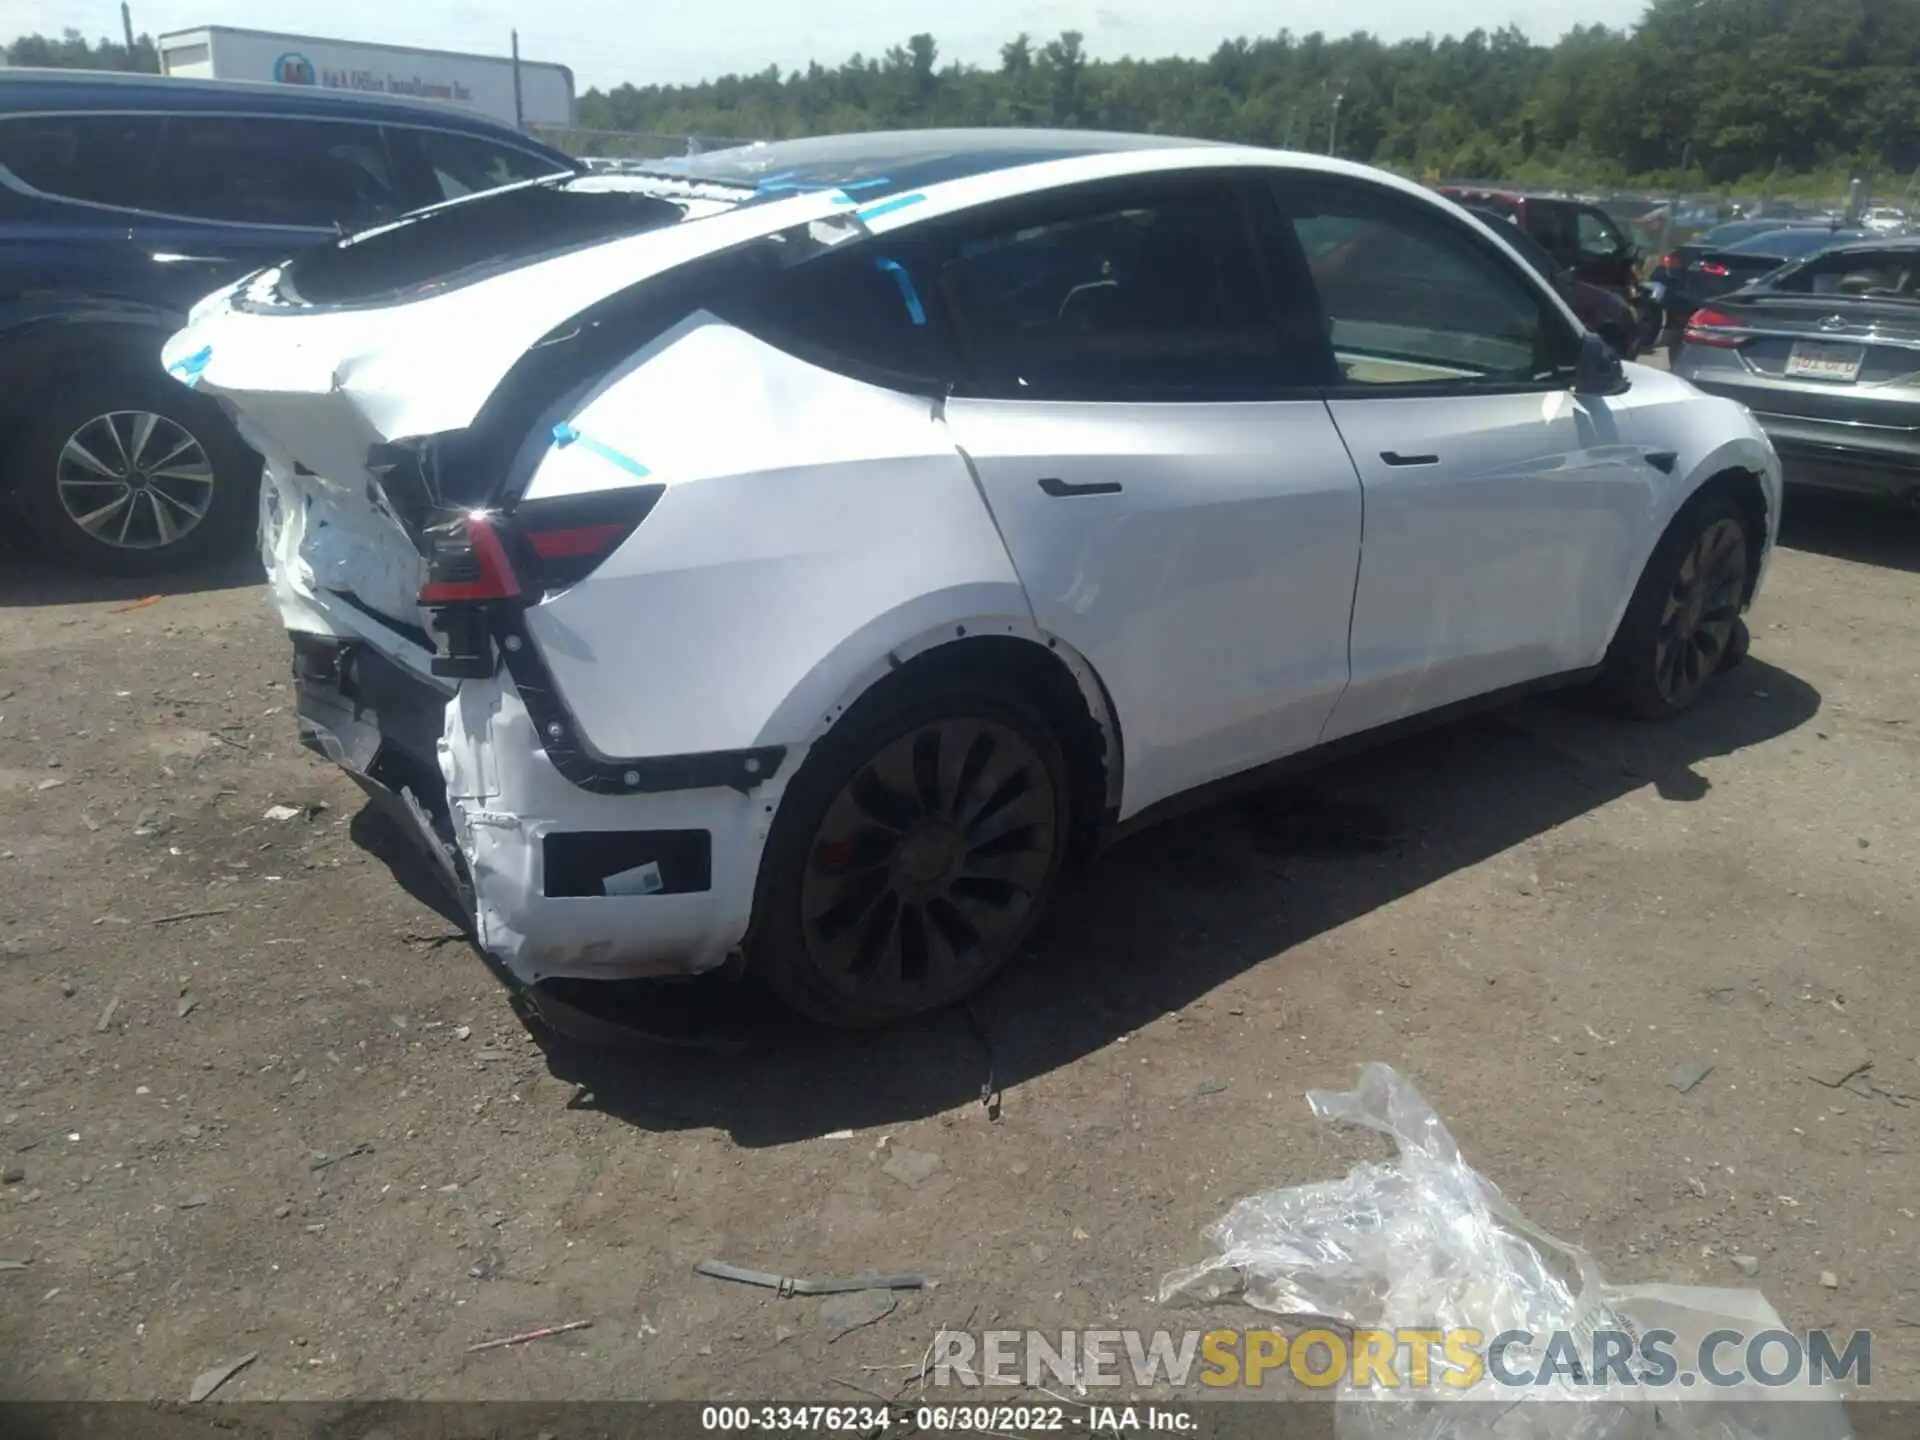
[1777,489,1920,575]
[0,534,263,608]
[463,658,1823,1147]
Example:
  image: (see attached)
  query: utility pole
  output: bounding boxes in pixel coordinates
[511,30,525,131]
[1327,85,1346,158]
[120,2,136,60]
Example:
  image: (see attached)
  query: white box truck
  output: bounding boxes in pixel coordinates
[157,26,575,130]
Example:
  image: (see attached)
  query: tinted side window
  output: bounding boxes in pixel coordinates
[0,114,161,208]
[408,129,568,202]
[1576,208,1625,258]
[151,117,401,230]
[1280,181,1577,387]
[934,179,1284,400]
[731,243,952,384]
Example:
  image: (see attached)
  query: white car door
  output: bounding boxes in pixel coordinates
[929,172,1364,818]
[1267,175,1663,741]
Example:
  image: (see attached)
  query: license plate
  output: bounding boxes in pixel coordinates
[1785,341,1864,382]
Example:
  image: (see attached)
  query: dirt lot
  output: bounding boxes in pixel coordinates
[1,492,1916,1417]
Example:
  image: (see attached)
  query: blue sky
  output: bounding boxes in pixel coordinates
[13,0,1642,90]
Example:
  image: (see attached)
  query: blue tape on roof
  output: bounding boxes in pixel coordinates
[855,192,926,222]
[167,345,212,388]
[874,258,927,326]
[551,422,652,480]
[758,176,890,195]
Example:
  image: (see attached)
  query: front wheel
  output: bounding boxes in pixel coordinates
[1601,493,1751,718]
[751,675,1071,1027]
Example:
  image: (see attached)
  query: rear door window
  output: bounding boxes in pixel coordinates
[0,113,162,209]
[150,115,403,231]
[932,176,1288,401]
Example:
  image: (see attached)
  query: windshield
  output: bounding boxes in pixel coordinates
[1769,248,1920,300]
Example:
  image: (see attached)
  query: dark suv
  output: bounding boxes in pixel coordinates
[1,69,576,574]
[1435,187,1642,296]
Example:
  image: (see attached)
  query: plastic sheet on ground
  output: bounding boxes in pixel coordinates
[1159,1062,1855,1440]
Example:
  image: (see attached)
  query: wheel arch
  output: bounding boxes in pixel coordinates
[769,615,1124,851]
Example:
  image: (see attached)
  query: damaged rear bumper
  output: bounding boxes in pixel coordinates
[292,634,791,990]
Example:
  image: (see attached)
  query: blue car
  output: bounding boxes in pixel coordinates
[0,68,577,573]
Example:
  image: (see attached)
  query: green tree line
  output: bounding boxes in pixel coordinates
[577,0,1920,190]
[11,0,1920,189]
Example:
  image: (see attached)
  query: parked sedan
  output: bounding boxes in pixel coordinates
[1662,226,1869,354]
[165,130,1781,1026]
[1675,239,1920,506]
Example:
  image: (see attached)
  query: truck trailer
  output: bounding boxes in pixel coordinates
[157,25,575,130]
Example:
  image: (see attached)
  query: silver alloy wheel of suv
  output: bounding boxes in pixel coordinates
[55,410,217,551]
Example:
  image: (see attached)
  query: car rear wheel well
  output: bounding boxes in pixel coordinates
[836,635,1116,864]
[1691,466,1770,604]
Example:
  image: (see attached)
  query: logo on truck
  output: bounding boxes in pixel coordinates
[273,52,317,85]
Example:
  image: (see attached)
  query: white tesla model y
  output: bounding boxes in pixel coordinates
[165,130,1782,1026]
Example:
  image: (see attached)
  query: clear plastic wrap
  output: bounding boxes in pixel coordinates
[1159,1063,1854,1440]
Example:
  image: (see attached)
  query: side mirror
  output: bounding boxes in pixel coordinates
[1573,330,1627,396]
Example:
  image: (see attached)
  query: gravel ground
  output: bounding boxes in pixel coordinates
[0,492,1915,1419]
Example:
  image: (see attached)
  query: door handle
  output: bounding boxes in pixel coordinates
[1380,451,1440,467]
[1038,477,1123,498]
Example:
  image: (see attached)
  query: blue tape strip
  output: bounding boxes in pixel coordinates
[874,258,927,326]
[758,175,889,195]
[167,344,212,388]
[551,422,652,480]
[855,192,925,222]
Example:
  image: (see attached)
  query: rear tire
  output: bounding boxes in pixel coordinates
[9,369,260,576]
[751,671,1072,1028]
[1601,492,1751,718]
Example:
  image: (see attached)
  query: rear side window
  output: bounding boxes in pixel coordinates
[1278,179,1576,387]
[405,128,568,203]
[934,178,1285,400]
[150,116,403,230]
[0,114,161,208]
[728,243,953,386]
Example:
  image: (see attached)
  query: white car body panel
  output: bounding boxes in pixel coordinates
[165,138,1784,992]
[521,315,1032,759]
[945,397,1362,817]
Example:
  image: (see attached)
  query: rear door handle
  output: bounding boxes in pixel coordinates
[1038,477,1123,498]
[1380,451,1440,467]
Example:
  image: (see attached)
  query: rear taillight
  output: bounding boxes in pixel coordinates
[420,512,522,605]
[1681,308,1749,348]
[1656,252,1680,272]
[419,486,664,678]
[1698,260,1730,277]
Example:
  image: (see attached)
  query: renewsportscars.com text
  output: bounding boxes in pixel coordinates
[931,1327,1871,1391]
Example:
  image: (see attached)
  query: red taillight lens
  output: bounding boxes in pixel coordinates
[1698,260,1731,277]
[419,512,522,605]
[1681,308,1748,348]
[1656,252,1680,271]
